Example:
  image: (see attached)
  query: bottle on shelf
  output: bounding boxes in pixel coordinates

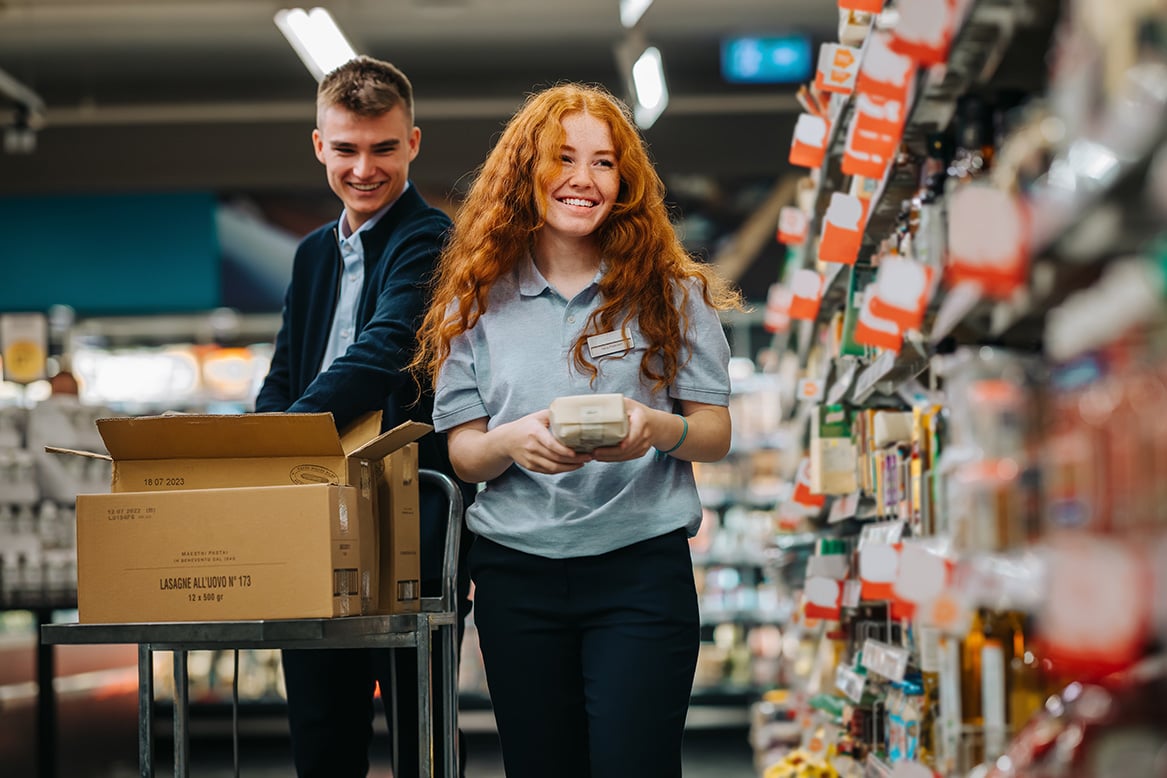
[947,94,995,186]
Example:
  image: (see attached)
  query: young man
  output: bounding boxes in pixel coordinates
[254,55,472,778]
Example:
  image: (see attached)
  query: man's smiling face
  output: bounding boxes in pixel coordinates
[313,102,420,232]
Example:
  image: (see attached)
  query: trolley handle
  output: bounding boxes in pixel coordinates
[417,468,463,614]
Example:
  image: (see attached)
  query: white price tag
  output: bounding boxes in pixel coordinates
[836,664,867,703]
[797,377,826,403]
[890,763,937,778]
[816,43,861,93]
[861,638,909,682]
[829,491,861,523]
[828,358,860,404]
[807,553,850,580]
[859,519,905,546]
[842,579,863,608]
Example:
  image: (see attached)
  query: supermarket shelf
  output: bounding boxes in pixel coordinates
[0,593,77,611]
[826,356,861,405]
[1028,100,1167,261]
[865,753,894,778]
[691,684,772,709]
[804,0,1055,263]
[789,0,1061,385]
[700,608,794,627]
[71,311,282,348]
[847,337,931,405]
[797,264,851,369]
[924,110,1167,351]
[928,280,985,345]
[860,0,1057,242]
[692,550,780,569]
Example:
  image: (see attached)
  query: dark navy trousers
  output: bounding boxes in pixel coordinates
[281,640,463,778]
[470,528,700,778]
[282,490,474,778]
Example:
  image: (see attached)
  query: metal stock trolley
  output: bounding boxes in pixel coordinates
[42,468,464,778]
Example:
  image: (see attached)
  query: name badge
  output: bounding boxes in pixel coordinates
[586,330,633,359]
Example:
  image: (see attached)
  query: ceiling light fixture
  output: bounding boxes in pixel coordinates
[619,0,653,28]
[274,7,357,82]
[630,46,668,130]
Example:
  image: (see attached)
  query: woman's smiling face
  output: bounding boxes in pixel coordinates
[540,111,621,242]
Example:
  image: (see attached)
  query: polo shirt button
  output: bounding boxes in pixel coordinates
[567,315,576,323]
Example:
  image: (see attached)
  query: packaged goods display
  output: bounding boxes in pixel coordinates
[739,0,1167,775]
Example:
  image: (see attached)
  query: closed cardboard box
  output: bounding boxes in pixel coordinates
[76,484,362,623]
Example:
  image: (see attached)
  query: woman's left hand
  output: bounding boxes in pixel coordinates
[590,396,656,462]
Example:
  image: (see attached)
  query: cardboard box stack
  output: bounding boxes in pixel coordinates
[51,412,426,624]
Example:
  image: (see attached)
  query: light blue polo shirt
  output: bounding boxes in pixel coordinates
[432,256,731,558]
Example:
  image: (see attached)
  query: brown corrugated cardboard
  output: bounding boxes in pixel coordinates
[377,441,421,610]
[76,484,362,623]
[57,412,429,617]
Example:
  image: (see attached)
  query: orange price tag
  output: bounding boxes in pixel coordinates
[889,0,957,65]
[945,184,1030,300]
[855,31,914,102]
[818,192,865,265]
[777,206,809,245]
[815,44,861,94]
[763,283,793,334]
[790,268,825,321]
[789,113,830,169]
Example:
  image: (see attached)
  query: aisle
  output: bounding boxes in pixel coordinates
[134,727,759,777]
[0,679,759,777]
[459,727,758,778]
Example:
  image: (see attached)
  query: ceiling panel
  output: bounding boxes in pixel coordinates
[0,0,835,301]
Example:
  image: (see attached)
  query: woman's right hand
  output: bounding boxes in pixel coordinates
[502,410,594,474]
[447,411,592,483]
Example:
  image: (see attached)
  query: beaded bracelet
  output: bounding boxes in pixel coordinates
[654,415,688,460]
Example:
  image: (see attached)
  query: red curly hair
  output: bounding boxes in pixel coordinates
[412,82,742,392]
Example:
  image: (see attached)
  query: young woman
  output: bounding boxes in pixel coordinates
[412,82,744,778]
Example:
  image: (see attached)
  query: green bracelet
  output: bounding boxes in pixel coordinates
[655,415,688,460]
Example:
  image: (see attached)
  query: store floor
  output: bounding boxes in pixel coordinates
[1,690,759,777]
[141,725,760,777]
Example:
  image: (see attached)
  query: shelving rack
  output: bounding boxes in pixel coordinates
[747,0,1167,775]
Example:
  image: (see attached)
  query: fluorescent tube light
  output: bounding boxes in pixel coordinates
[274,7,357,82]
[619,0,653,28]
[631,46,668,129]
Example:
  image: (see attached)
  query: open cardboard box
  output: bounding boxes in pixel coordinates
[51,412,428,623]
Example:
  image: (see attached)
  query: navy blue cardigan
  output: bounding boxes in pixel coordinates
[255,184,466,582]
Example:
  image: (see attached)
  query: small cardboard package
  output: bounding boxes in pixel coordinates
[54,412,429,622]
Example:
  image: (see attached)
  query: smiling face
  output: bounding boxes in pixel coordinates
[540,111,621,245]
[313,102,420,233]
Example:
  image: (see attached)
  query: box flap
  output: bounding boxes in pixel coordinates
[349,421,432,461]
[44,445,112,462]
[340,411,383,456]
[97,413,345,461]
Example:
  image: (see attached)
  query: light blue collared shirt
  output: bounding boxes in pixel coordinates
[319,184,409,374]
[432,256,731,558]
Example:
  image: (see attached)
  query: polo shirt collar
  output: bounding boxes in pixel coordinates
[518,253,550,296]
[517,254,608,297]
